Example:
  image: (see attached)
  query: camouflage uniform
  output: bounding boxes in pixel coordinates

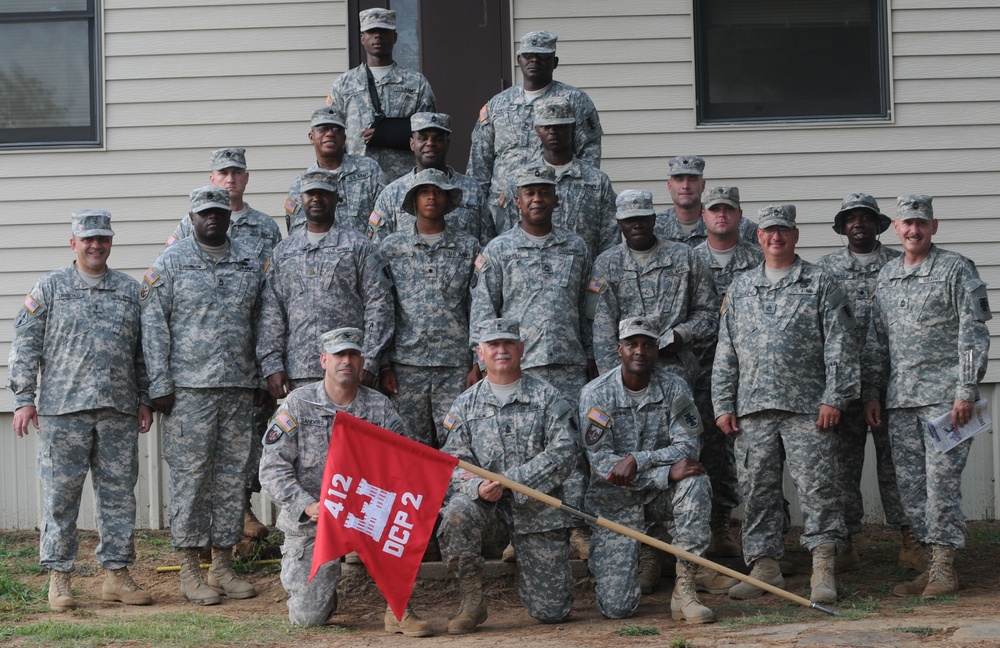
[581,366,710,619]
[168,205,281,263]
[713,258,857,562]
[816,243,905,533]
[259,380,406,625]
[379,223,480,447]
[257,228,393,382]
[9,264,147,571]
[655,206,759,248]
[284,156,387,236]
[693,239,765,299]
[437,372,578,623]
[468,82,602,224]
[368,166,495,246]
[864,245,991,547]
[140,236,265,549]
[325,65,436,181]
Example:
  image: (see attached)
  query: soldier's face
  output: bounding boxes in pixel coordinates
[843,209,879,252]
[70,235,112,275]
[477,338,523,376]
[309,124,346,158]
[758,226,798,264]
[703,204,742,238]
[893,217,937,258]
[321,349,363,387]
[190,208,231,246]
[209,167,249,203]
[535,123,573,154]
[618,335,657,380]
[361,28,396,58]
[517,53,557,85]
[515,185,557,228]
[302,189,339,224]
[618,215,656,251]
[668,174,706,209]
[411,129,449,168]
[414,185,448,220]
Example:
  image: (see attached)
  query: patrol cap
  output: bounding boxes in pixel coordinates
[896,194,934,221]
[618,316,659,341]
[359,8,395,31]
[72,209,115,238]
[615,190,656,220]
[833,192,891,234]
[190,186,231,213]
[534,97,575,126]
[757,204,797,230]
[321,327,364,354]
[478,318,521,342]
[410,112,452,133]
[515,164,557,187]
[668,155,705,177]
[517,30,557,55]
[703,186,741,210]
[311,106,346,128]
[210,147,247,171]
[401,168,463,216]
[299,168,339,194]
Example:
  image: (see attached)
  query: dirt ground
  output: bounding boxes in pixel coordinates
[4,522,1000,647]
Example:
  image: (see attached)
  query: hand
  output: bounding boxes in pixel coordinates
[586,359,599,381]
[267,371,292,399]
[137,404,153,434]
[13,406,39,438]
[253,388,272,408]
[380,367,399,395]
[478,480,503,502]
[816,404,841,431]
[952,398,975,428]
[466,365,483,388]
[360,369,377,388]
[606,454,637,486]
[716,414,739,436]
[362,127,375,144]
[669,456,706,482]
[863,400,883,429]
[152,394,175,415]
[304,501,320,522]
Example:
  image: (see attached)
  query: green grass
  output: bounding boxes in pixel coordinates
[669,639,694,648]
[716,601,808,629]
[616,624,660,636]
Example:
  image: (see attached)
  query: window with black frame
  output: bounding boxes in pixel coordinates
[0,0,101,148]
[694,0,890,124]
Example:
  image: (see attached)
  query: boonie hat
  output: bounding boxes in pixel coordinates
[401,168,463,216]
[833,192,891,234]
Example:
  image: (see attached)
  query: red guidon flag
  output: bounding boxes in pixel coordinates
[309,412,458,620]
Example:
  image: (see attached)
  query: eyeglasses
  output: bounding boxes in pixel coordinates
[313,124,344,134]
[762,227,793,238]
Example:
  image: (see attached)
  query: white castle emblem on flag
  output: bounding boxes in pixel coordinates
[344,478,397,542]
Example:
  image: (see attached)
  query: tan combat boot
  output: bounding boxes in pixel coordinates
[206,547,257,599]
[102,567,152,605]
[728,556,784,599]
[637,544,661,594]
[834,535,861,574]
[569,527,590,560]
[447,574,487,635]
[242,491,269,539]
[694,564,740,594]
[671,562,715,623]
[384,605,433,637]
[810,543,837,603]
[47,570,76,612]
[179,548,220,605]
[892,570,930,597]
[708,506,742,558]
[898,526,929,572]
[922,544,958,599]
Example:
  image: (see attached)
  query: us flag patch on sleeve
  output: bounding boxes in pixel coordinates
[284,198,299,215]
[443,412,456,430]
[23,295,40,313]
[587,407,610,427]
[478,104,489,122]
[474,254,487,270]
[144,268,161,286]
[368,211,383,227]
[587,279,604,293]
[165,235,178,246]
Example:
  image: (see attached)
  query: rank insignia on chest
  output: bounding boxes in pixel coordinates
[763,303,776,314]
[23,295,40,313]
[443,412,456,430]
[898,299,906,308]
[587,407,610,427]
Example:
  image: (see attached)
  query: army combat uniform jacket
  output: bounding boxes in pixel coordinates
[285,156,387,236]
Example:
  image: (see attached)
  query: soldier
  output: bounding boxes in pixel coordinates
[258,169,393,396]
[325,8,436,181]
[165,146,282,541]
[694,187,765,297]
[284,106,386,236]
[468,31,603,222]
[9,210,153,612]
[864,195,991,599]
[368,112,494,246]
[378,168,480,447]
[815,193,913,573]
[140,186,265,605]
[582,316,736,623]
[438,318,579,634]
[654,156,758,247]
[494,96,617,255]
[258,328,432,635]
[713,204,856,604]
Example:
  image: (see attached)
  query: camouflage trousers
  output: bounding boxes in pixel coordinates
[586,472,712,619]
[162,387,253,549]
[735,411,846,564]
[887,404,972,548]
[37,410,139,572]
[389,364,467,448]
[245,396,278,492]
[833,400,905,534]
[694,387,740,511]
[437,494,573,623]
[280,533,341,626]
